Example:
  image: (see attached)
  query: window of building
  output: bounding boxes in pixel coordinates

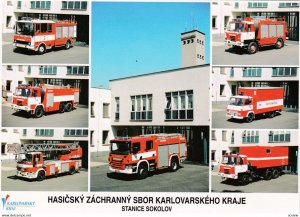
[242,130,259,143]
[115,97,120,120]
[231,131,234,144]
[103,103,110,118]
[30,1,51,9]
[248,2,268,8]
[279,2,299,7]
[222,130,227,141]
[212,16,217,29]
[269,131,291,143]
[230,67,234,77]
[35,129,54,137]
[7,1,12,6]
[220,84,225,96]
[64,129,88,137]
[272,67,297,77]
[211,150,216,161]
[131,94,152,121]
[23,129,27,136]
[165,90,193,120]
[7,65,13,70]
[243,68,262,77]
[61,1,87,10]
[39,66,57,75]
[67,66,89,75]
[234,2,239,8]
[17,1,22,8]
[211,130,216,140]
[90,102,95,118]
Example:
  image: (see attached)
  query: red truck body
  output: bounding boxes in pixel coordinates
[225,17,287,54]
[219,146,289,184]
[226,87,284,122]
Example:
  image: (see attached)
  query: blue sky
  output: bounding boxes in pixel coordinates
[91,2,210,88]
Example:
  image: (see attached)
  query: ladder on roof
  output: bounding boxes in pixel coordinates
[140,133,183,139]
[7,142,79,154]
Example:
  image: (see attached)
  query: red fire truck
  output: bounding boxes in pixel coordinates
[11,84,80,118]
[13,18,77,54]
[225,17,287,54]
[219,146,289,185]
[8,143,82,181]
[226,87,284,122]
[108,134,187,179]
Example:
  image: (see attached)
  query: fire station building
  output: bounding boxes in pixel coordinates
[2,0,89,43]
[212,1,299,40]
[211,129,298,174]
[90,30,210,164]
[211,67,299,109]
[1,128,89,168]
[1,65,89,105]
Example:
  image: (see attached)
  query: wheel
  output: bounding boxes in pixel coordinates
[240,173,250,185]
[37,171,45,181]
[65,40,71,50]
[267,111,275,118]
[247,42,258,54]
[272,168,279,179]
[275,39,284,49]
[170,158,179,172]
[38,44,46,54]
[34,106,44,118]
[59,103,65,113]
[137,164,148,180]
[65,102,73,112]
[264,169,272,180]
[246,113,254,123]
[69,166,76,175]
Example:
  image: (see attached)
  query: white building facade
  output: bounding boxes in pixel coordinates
[2,0,90,42]
[211,66,299,109]
[2,65,89,105]
[212,1,299,40]
[1,128,89,168]
[211,129,298,173]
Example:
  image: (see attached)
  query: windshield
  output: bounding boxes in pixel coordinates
[15,88,31,97]
[110,141,131,155]
[229,97,252,106]
[222,156,237,165]
[227,22,244,32]
[17,154,32,163]
[15,22,34,36]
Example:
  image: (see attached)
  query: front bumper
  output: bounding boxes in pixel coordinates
[225,40,244,47]
[219,173,238,179]
[13,42,35,51]
[16,170,37,179]
[11,104,31,112]
[109,166,136,174]
[226,112,244,119]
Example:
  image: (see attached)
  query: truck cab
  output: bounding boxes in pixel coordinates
[226,95,253,120]
[225,20,255,47]
[219,153,248,180]
[16,152,43,179]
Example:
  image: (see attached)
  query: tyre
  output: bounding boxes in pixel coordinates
[246,113,254,123]
[38,44,46,55]
[137,164,148,180]
[275,39,284,49]
[65,102,73,112]
[240,173,250,185]
[65,40,71,50]
[37,171,45,181]
[69,166,76,175]
[170,158,179,172]
[247,42,258,54]
[59,103,65,113]
[34,106,44,118]
[272,168,279,179]
[264,169,272,180]
[267,111,275,118]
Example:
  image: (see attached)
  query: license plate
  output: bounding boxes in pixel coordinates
[17,44,26,48]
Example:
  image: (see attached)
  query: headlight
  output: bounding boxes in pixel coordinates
[125,165,132,169]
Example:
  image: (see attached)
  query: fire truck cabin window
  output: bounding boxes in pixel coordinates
[16,88,31,97]
[16,22,34,36]
[146,141,153,150]
[222,156,237,165]
[111,142,130,155]
[41,23,47,33]
[47,24,52,32]
[132,142,141,153]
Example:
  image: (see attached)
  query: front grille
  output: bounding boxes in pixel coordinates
[16,40,29,45]
[111,160,124,170]
[224,169,230,174]
[17,101,23,106]
[230,36,235,41]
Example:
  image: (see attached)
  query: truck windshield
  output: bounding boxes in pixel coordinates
[227,22,244,32]
[229,97,252,106]
[17,154,32,163]
[222,156,237,165]
[15,88,31,97]
[110,142,131,155]
[15,22,34,36]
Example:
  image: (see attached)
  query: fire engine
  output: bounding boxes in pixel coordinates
[7,142,82,181]
[13,17,77,54]
[225,17,287,54]
[226,87,284,122]
[11,84,80,118]
[108,134,187,179]
[219,146,289,185]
